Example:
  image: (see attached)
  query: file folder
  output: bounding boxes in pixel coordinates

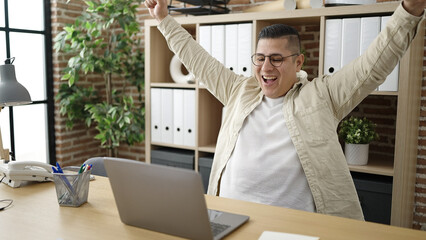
[378,16,399,92]
[341,18,361,67]
[199,25,212,54]
[360,17,380,55]
[183,90,196,147]
[237,23,253,77]
[151,88,162,143]
[324,19,342,75]
[161,88,174,144]
[173,89,184,145]
[225,24,238,73]
[212,25,225,64]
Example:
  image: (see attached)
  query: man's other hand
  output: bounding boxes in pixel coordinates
[145,0,169,22]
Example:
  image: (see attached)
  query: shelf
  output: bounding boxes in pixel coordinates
[175,0,230,5]
[371,91,398,96]
[169,6,229,16]
[151,82,196,88]
[168,0,229,16]
[198,144,216,153]
[151,142,196,151]
[145,2,399,27]
[349,158,394,176]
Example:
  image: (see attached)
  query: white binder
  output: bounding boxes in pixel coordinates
[360,17,380,54]
[161,88,174,144]
[237,23,252,77]
[225,24,238,73]
[378,16,399,92]
[173,89,184,145]
[151,88,162,143]
[341,18,361,67]
[199,25,212,54]
[183,90,196,147]
[324,19,342,75]
[211,25,225,64]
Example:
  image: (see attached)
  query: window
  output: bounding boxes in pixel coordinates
[0,0,55,164]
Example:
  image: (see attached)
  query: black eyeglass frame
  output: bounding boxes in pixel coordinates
[251,53,300,67]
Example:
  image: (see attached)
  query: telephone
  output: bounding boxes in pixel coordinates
[0,160,54,187]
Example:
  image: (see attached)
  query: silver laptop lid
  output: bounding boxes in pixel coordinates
[105,158,214,239]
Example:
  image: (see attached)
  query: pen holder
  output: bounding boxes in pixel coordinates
[53,167,91,207]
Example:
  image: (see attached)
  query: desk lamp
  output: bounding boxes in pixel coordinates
[0,57,32,162]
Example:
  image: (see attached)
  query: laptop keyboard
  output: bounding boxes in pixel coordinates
[208,209,223,221]
[208,210,231,236]
[210,221,231,237]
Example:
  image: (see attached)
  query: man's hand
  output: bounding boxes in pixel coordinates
[402,0,425,16]
[145,0,169,22]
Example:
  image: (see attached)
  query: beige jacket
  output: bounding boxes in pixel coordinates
[157,4,424,220]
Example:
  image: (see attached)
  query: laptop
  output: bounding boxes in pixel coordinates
[104,158,249,240]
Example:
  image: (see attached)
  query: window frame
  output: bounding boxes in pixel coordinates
[0,0,55,164]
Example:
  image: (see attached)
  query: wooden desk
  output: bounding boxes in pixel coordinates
[1,177,425,240]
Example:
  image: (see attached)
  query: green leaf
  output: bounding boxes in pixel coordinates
[61,73,71,80]
[124,116,131,124]
[85,1,95,9]
[338,116,379,144]
[68,75,75,86]
[64,26,74,33]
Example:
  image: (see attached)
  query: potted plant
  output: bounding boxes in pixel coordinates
[338,116,379,165]
[54,0,145,157]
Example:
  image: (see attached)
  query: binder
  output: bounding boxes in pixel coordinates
[225,24,238,73]
[360,17,380,54]
[378,16,399,92]
[211,25,225,64]
[151,88,162,143]
[324,19,342,75]
[199,25,211,54]
[173,89,184,145]
[237,23,253,77]
[341,18,361,67]
[183,90,196,147]
[161,88,174,144]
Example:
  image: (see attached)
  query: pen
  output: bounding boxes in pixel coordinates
[56,162,64,173]
[78,163,86,174]
[84,164,92,172]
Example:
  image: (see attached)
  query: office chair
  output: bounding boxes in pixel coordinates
[84,157,133,177]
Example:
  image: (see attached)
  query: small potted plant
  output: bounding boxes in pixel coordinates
[338,116,379,165]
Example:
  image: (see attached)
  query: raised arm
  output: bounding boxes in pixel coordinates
[324,1,424,121]
[144,0,249,105]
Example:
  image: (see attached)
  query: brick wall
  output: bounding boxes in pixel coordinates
[51,0,426,229]
[413,25,426,230]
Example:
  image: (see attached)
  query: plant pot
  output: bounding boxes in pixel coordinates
[345,143,369,165]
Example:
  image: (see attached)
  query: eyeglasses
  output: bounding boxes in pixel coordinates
[251,53,299,67]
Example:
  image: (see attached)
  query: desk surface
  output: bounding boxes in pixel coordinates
[1,177,426,240]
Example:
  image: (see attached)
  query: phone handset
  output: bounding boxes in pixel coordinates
[8,161,53,172]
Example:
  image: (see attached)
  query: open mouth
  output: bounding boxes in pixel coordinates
[262,75,277,85]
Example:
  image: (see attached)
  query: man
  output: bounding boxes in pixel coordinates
[145,0,425,220]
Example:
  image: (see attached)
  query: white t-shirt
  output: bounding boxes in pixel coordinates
[220,96,315,212]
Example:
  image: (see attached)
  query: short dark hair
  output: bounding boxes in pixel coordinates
[258,24,301,54]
